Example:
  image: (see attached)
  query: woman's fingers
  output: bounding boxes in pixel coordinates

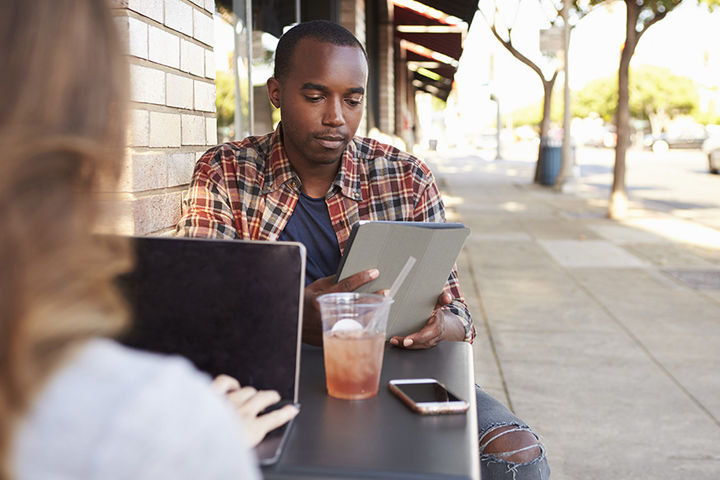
[212,375,299,447]
[212,374,241,394]
[255,405,300,435]
[234,389,282,417]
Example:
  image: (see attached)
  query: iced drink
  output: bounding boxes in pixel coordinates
[323,329,385,399]
[317,292,393,400]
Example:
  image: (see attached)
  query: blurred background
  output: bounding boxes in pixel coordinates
[111,2,719,476]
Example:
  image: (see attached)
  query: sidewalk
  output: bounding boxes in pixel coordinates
[425,147,720,479]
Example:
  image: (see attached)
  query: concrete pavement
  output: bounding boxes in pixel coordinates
[425,146,720,479]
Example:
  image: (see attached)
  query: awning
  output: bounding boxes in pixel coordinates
[411,0,478,25]
[215,0,479,101]
[394,0,478,101]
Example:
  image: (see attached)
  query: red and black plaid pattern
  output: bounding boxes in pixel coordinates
[176,126,474,342]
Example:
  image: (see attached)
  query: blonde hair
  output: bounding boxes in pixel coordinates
[0,0,131,475]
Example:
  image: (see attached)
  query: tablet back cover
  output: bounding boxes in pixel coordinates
[336,221,470,337]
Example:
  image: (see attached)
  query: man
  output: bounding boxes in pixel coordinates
[177,20,549,480]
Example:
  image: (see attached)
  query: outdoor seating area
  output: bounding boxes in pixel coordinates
[2,1,719,479]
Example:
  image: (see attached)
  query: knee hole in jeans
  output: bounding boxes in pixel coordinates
[480,425,542,464]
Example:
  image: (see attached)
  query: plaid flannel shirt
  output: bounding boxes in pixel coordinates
[176,127,475,342]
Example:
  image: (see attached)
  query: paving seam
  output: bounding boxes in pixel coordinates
[437,171,516,413]
[525,192,720,430]
[657,268,720,308]
[461,246,515,413]
[696,290,720,308]
[559,266,720,429]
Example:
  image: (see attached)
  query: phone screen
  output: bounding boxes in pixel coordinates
[395,381,461,404]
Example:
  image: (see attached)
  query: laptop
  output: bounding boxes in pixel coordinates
[115,236,306,465]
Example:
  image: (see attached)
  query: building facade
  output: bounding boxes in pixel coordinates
[109,0,476,235]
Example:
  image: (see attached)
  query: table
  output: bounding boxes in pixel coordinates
[263,342,480,479]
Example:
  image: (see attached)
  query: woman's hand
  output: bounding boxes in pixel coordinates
[212,374,299,447]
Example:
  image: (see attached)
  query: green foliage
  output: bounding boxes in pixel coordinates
[693,100,720,125]
[510,94,563,127]
[510,103,543,127]
[215,70,249,128]
[572,66,699,124]
[271,103,281,126]
[629,66,698,118]
[215,71,235,127]
[573,76,617,121]
[431,96,447,112]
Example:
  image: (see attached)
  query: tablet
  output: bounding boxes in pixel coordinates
[335,221,470,338]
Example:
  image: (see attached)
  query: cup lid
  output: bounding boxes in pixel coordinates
[317,292,393,306]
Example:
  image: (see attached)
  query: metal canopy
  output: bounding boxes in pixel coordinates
[416,0,478,25]
[214,0,480,101]
[394,0,478,101]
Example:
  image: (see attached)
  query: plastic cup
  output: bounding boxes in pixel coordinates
[317,292,393,400]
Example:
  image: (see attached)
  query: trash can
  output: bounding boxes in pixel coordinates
[539,144,562,186]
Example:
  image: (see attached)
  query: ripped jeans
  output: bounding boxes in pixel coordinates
[476,386,550,480]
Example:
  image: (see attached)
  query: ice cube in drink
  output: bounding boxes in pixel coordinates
[323,329,385,400]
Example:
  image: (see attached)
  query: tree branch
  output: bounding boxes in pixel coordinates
[489,24,551,82]
[549,68,559,85]
[637,9,668,42]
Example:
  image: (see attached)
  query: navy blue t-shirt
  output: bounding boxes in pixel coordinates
[278,192,340,285]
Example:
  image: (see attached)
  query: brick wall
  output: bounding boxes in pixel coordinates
[339,0,368,136]
[394,38,407,136]
[339,0,365,47]
[109,0,216,236]
[377,9,394,134]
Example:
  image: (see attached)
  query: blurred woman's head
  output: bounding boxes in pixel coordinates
[0,0,131,474]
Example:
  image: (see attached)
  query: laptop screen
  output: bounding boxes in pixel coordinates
[116,236,305,402]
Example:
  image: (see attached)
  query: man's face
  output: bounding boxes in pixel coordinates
[267,38,368,168]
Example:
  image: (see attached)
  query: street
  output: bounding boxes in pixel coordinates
[575,146,720,231]
[464,142,720,227]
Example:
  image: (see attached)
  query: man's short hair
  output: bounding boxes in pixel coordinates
[273,20,368,82]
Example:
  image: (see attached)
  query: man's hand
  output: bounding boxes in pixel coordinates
[212,374,299,447]
[389,292,465,349]
[302,269,380,345]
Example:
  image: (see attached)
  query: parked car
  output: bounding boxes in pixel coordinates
[702,136,720,174]
[643,132,708,152]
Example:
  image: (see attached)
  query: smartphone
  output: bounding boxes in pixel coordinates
[388,378,469,415]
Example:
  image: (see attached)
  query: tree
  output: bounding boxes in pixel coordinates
[630,66,698,136]
[573,76,617,121]
[479,1,557,142]
[479,0,591,181]
[215,71,236,128]
[214,70,249,133]
[582,0,718,218]
[573,66,699,133]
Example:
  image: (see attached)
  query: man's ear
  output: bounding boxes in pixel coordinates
[267,77,281,108]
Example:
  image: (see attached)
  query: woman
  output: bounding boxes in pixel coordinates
[0,1,296,478]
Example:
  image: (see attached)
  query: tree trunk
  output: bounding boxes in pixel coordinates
[609,2,640,219]
[539,78,554,140]
[647,107,668,137]
[534,75,558,183]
